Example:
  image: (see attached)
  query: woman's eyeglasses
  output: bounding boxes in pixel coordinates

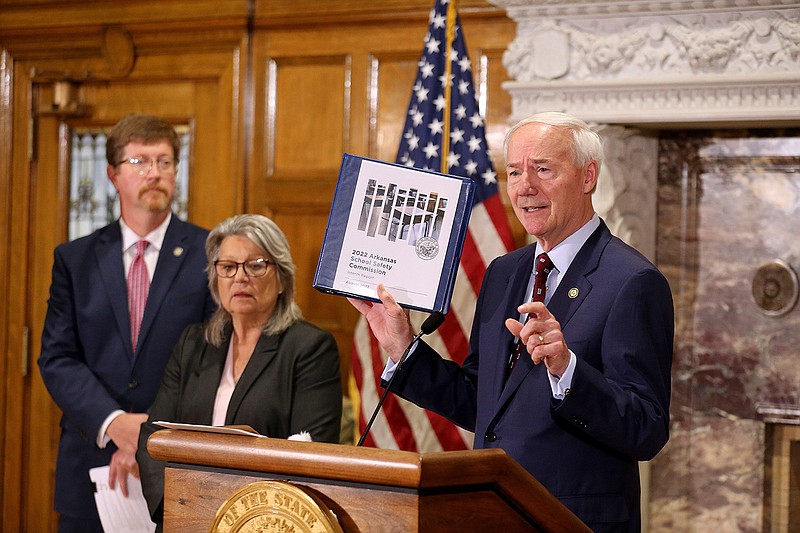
[214,258,272,278]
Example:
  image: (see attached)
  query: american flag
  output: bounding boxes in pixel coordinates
[351,0,515,451]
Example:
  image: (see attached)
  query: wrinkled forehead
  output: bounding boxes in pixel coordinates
[218,234,266,259]
[506,124,574,166]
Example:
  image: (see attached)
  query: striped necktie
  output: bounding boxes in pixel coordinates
[507,252,554,375]
[128,240,150,353]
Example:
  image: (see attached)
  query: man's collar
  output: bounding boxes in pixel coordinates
[536,213,600,273]
[120,212,172,252]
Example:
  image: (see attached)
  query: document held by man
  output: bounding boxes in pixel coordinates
[314,153,474,314]
[89,465,156,533]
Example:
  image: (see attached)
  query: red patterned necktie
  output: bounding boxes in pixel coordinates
[128,240,150,353]
[508,252,554,375]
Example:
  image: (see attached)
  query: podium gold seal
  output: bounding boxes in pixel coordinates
[209,480,342,533]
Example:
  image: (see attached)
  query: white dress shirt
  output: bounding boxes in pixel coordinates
[97,214,172,448]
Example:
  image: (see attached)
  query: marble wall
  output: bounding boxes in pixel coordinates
[650,130,800,532]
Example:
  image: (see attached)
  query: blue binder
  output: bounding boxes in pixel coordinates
[313,153,475,314]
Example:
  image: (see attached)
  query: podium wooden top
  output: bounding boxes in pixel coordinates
[148,429,591,532]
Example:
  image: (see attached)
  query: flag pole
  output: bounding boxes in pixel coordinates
[441,0,458,174]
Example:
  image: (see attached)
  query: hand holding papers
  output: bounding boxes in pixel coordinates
[314,154,474,313]
[89,466,156,533]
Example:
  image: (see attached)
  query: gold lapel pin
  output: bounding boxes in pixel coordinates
[173,246,184,257]
[568,288,579,299]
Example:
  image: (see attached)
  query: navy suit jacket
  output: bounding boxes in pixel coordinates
[38,216,217,520]
[137,320,342,524]
[391,220,674,532]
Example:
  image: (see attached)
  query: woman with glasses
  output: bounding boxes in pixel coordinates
[136,214,342,528]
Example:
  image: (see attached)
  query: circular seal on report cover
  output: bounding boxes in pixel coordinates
[208,480,342,533]
[415,236,440,260]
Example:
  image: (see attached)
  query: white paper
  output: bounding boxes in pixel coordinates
[89,465,156,533]
[153,420,266,437]
[332,158,462,308]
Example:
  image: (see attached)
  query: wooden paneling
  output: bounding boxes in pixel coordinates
[0,1,250,31]
[254,0,507,27]
[373,53,423,163]
[270,56,350,176]
[3,64,42,533]
[26,95,68,533]
[251,9,518,387]
[0,1,517,530]
[0,48,11,533]
[1,4,250,530]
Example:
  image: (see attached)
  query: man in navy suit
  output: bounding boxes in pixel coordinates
[38,114,217,533]
[349,112,674,532]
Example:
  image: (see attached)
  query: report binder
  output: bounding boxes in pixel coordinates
[313,153,474,314]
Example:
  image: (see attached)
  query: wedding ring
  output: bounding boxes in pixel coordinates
[538,334,545,344]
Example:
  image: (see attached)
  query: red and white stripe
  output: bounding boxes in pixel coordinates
[352,193,513,451]
[127,240,150,353]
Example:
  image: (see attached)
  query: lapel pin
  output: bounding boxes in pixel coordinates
[568,288,579,299]
[173,246,184,257]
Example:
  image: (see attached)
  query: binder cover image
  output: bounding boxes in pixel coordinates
[314,153,475,314]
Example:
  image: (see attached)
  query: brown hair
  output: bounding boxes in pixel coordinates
[105,114,181,167]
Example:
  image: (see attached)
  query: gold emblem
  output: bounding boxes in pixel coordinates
[568,288,579,299]
[209,480,342,533]
[173,246,184,257]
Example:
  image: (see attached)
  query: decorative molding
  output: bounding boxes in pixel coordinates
[101,26,135,77]
[502,13,799,82]
[504,73,800,126]
[492,0,800,21]
[30,26,137,84]
[490,0,800,127]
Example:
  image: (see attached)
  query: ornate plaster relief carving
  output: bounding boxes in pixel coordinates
[490,0,800,126]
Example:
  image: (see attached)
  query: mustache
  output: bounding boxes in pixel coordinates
[140,184,169,195]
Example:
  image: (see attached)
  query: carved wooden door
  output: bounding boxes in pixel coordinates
[3,50,244,533]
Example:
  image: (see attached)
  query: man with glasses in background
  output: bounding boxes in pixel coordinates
[39,114,217,533]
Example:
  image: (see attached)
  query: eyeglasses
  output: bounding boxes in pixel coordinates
[117,156,177,176]
[214,258,272,278]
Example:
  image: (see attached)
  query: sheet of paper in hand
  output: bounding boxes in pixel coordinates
[314,153,474,314]
[89,466,156,533]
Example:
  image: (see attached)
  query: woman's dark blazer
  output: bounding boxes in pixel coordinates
[136,319,342,523]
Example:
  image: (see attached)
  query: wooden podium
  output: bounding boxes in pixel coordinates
[147,429,591,532]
